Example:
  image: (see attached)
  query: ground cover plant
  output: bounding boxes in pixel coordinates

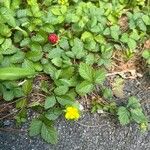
[0,0,149,144]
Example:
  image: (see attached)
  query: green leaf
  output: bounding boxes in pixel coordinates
[20,38,30,47]
[10,51,25,64]
[79,63,93,82]
[16,98,27,109]
[1,38,12,51]
[54,86,69,96]
[0,7,16,27]
[103,88,113,100]
[131,108,147,124]
[26,50,43,62]
[3,0,11,9]
[3,89,14,101]
[41,124,58,144]
[76,81,94,96]
[142,15,150,25]
[11,0,21,10]
[13,87,24,98]
[128,38,136,50]
[56,95,75,106]
[85,53,95,65]
[0,23,11,37]
[118,106,130,125]
[48,47,63,59]
[120,33,129,43]
[22,79,33,95]
[45,108,62,120]
[59,38,69,50]
[127,97,141,109]
[130,30,140,41]
[84,39,97,52]
[103,27,110,35]
[0,67,36,80]
[0,36,4,44]
[81,31,93,42]
[72,38,85,59]
[44,96,56,109]
[94,34,106,44]
[60,5,67,14]
[51,57,62,67]
[31,34,45,43]
[94,69,106,84]
[138,19,147,31]
[51,7,61,15]
[29,119,43,136]
[142,50,150,59]
[110,25,120,40]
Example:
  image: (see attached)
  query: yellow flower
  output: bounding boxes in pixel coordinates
[140,123,147,131]
[65,106,80,120]
[58,0,68,5]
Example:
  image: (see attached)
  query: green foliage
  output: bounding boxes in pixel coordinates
[29,119,43,136]
[91,101,117,114]
[142,49,150,65]
[44,96,56,109]
[41,123,58,144]
[0,0,149,144]
[29,118,58,144]
[117,97,148,129]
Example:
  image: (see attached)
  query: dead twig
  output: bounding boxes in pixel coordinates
[0,127,27,132]
[106,69,143,79]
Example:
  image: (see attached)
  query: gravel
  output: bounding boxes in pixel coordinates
[0,76,150,150]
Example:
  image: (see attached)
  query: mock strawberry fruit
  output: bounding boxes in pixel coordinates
[48,33,59,44]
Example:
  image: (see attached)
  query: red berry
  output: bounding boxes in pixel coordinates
[48,33,59,44]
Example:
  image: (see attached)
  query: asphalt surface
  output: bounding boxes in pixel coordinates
[0,77,150,150]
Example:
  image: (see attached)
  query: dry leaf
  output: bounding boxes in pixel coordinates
[112,77,125,98]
